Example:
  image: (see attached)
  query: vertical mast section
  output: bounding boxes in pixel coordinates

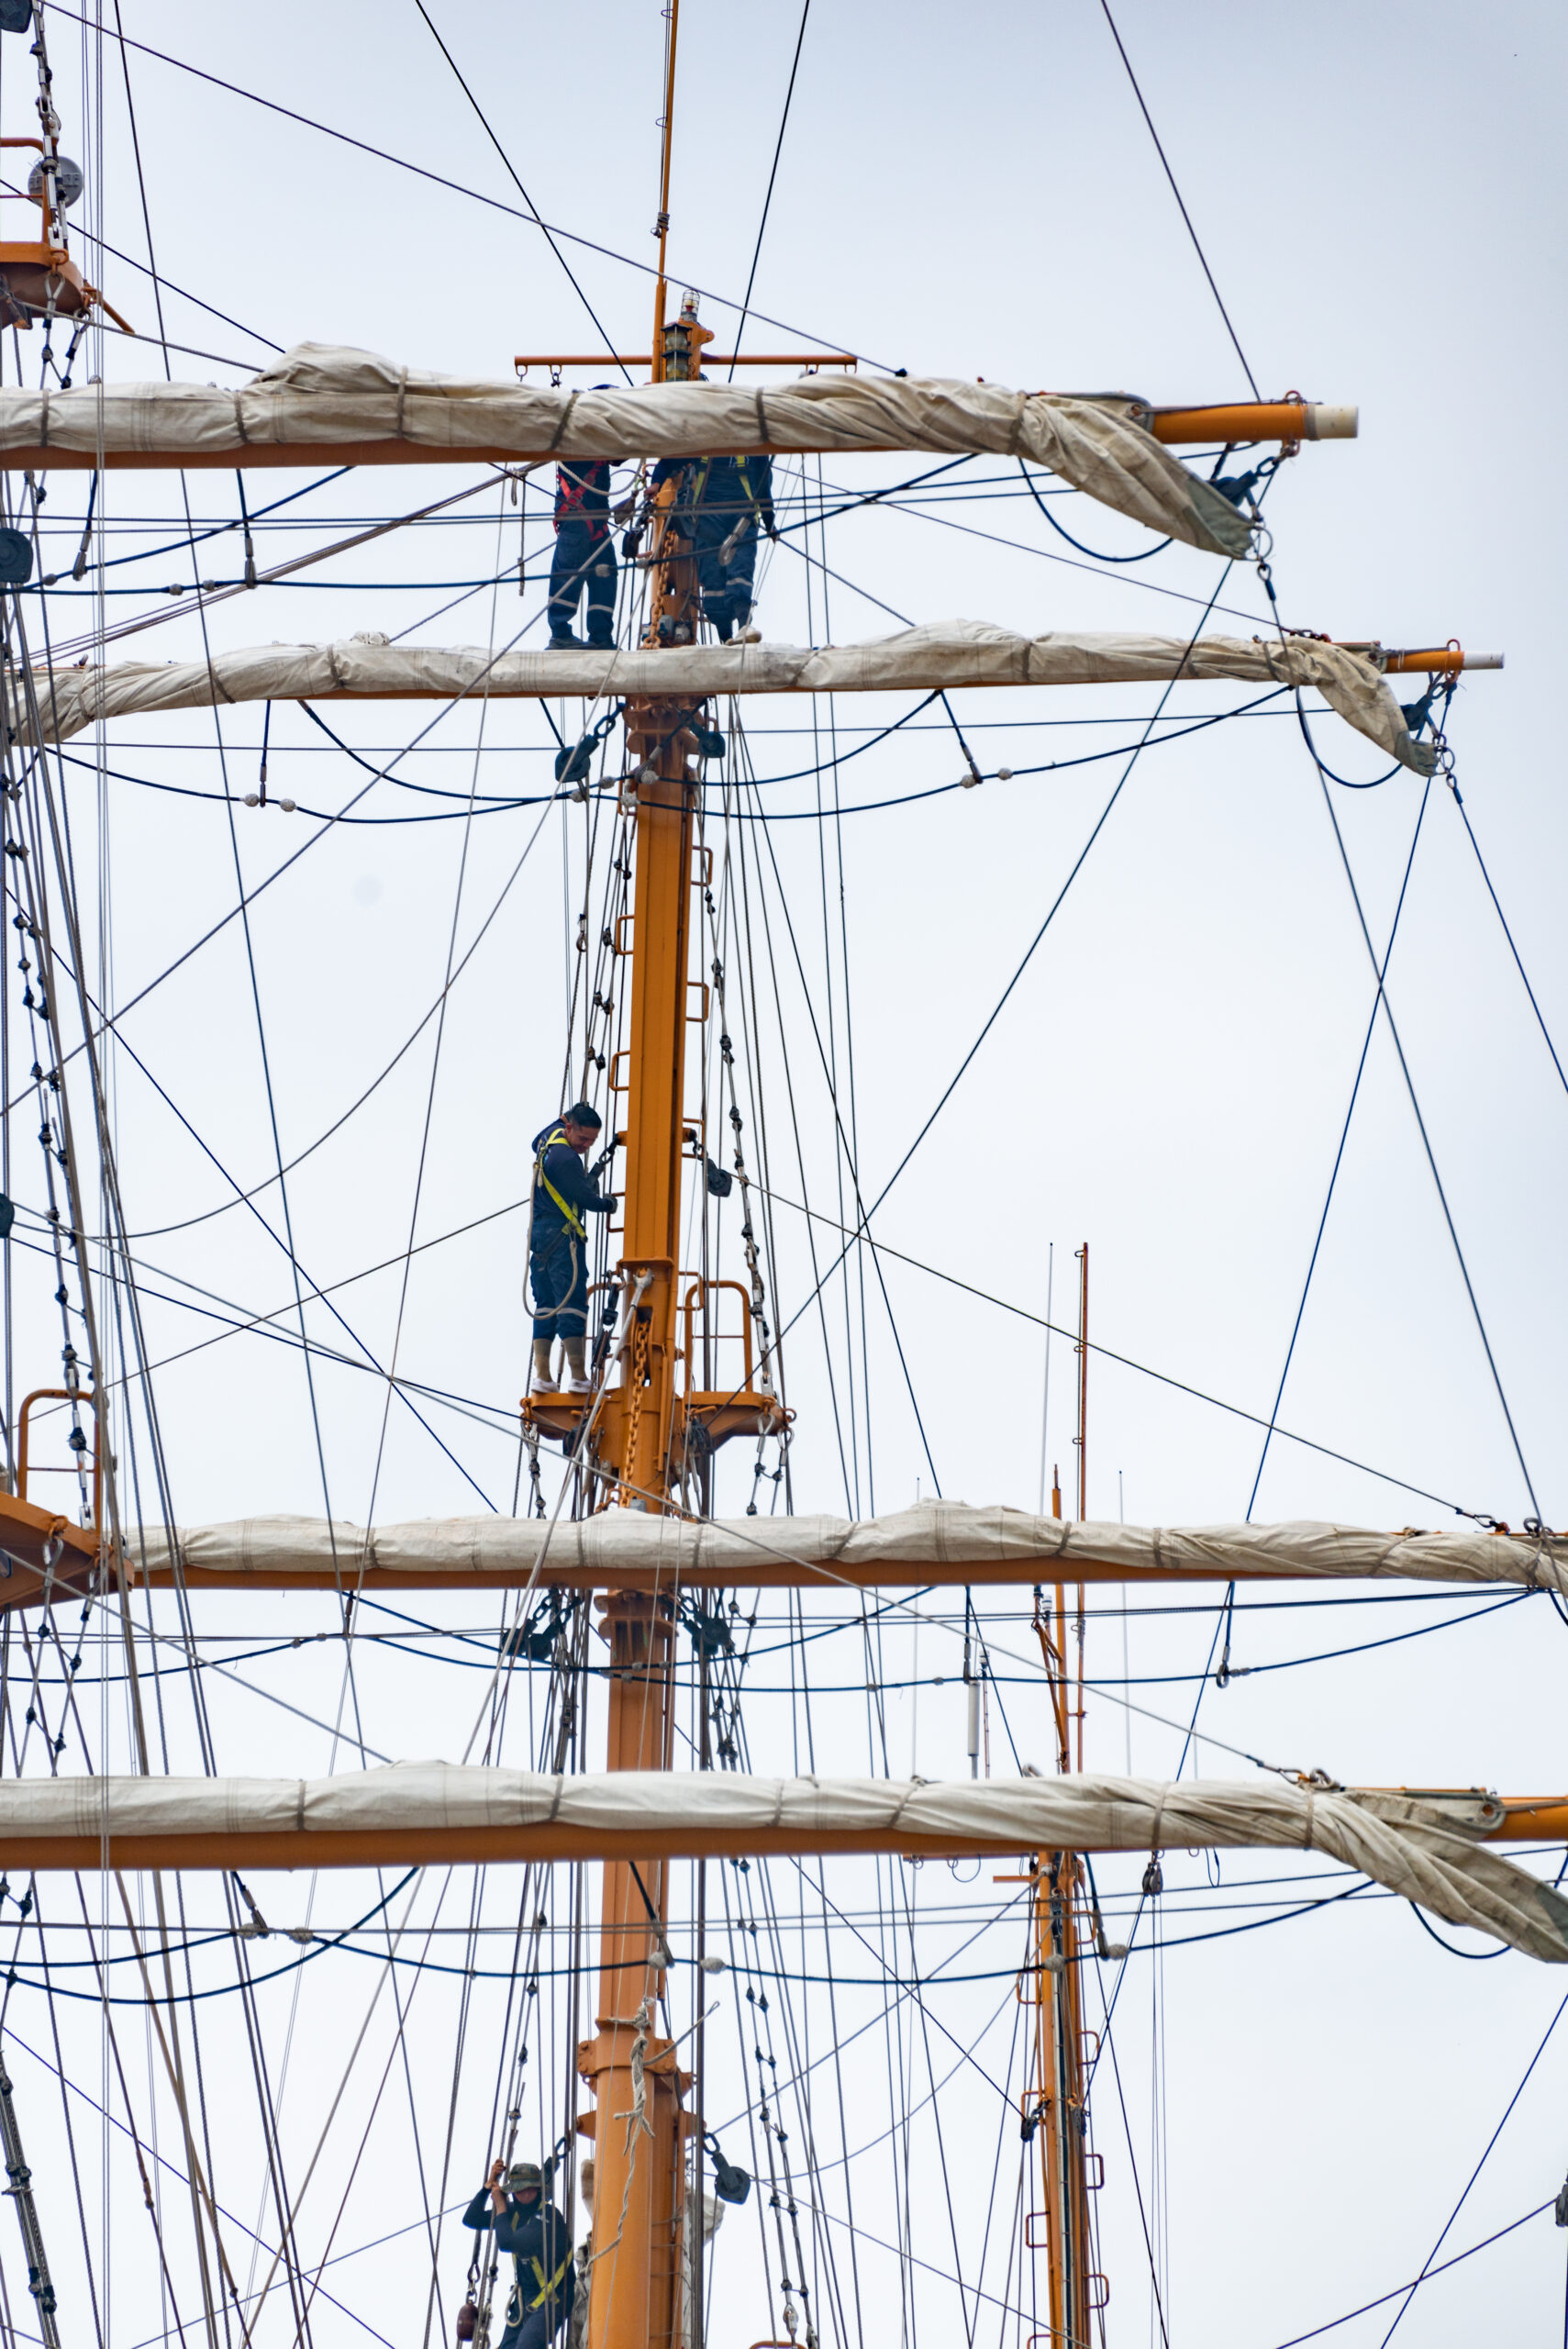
[579,61,700,2321]
[579,1598,684,2349]
[593,290,708,1514]
[1028,1245,1098,2343]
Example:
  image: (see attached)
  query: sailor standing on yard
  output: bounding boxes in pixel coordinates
[651,440,777,640]
[547,395,633,650]
[462,2159,575,2349]
[528,1103,615,1394]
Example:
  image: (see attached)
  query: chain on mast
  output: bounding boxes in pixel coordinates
[0,2056,60,2349]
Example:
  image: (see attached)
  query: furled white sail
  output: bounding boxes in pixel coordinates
[131,1501,1567,1594]
[0,346,1251,555]
[8,620,1432,772]
[0,1764,1560,1958]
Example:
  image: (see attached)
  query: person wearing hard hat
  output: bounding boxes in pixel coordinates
[462,2157,575,2349]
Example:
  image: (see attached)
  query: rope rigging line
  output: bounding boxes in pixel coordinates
[410,1,631,383]
[1,573,584,1161]
[39,0,897,370]
[803,450,1272,625]
[1445,778,1568,1103]
[1018,458,1172,562]
[1245,775,1434,1519]
[1095,0,1262,395]
[752,1161,1523,1523]
[749,562,1245,1400]
[728,0,812,372]
[361,488,509,1542]
[1294,700,1404,788]
[17,986,506,1500]
[1262,2200,1558,2349]
[1374,1989,1568,2346]
[729,717,942,1494]
[1298,698,1542,1521]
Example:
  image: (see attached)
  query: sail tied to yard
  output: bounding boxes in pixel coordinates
[0,1765,1560,1959]
[105,1502,1568,1596]
[0,346,1257,553]
[6,621,1437,771]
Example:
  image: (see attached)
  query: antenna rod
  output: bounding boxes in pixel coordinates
[1074,1243,1088,1523]
[651,0,682,377]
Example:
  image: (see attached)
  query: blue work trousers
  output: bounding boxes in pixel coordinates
[500,2306,568,2349]
[695,511,758,638]
[549,521,616,640]
[530,1231,588,1341]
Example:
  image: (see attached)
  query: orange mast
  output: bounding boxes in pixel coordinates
[1027,1245,1098,2343]
[574,277,705,2349]
[567,34,728,2342]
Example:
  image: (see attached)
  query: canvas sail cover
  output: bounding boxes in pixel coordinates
[0,346,1251,556]
[7,621,1434,773]
[0,1764,1560,1958]
[135,1503,1568,1595]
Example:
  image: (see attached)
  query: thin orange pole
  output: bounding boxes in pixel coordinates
[1074,1246,1087,1773]
[651,0,682,376]
[1034,1436,1094,2343]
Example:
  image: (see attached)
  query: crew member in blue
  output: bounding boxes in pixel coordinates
[462,2158,575,2349]
[651,445,777,640]
[548,394,629,651]
[529,1103,615,1394]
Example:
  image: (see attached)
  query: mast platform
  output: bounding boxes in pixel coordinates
[521,1385,787,1463]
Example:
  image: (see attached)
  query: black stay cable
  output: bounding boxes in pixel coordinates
[1300,703,1542,1521]
[40,1,893,370]
[1375,1990,1568,2346]
[1296,703,1403,790]
[411,2,631,383]
[1246,777,1433,1516]
[1446,781,1568,1102]
[728,0,811,372]
[1095,0,1261,396]
[755,562,1241,1383]
[1018,460,1172,563]
[1407,1903,1507,1962]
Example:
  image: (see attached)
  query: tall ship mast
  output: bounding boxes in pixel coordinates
[0,8,1552,2349]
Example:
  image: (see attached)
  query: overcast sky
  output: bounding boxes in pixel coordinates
[0,4,1564,2344]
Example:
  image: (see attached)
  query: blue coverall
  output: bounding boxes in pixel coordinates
[549,459,617,645]
[651,452,775,639]
[461,2189,575,2349]
[529,1124,613,1341]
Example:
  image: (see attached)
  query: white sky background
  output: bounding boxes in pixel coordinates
[0,2,1564,2345]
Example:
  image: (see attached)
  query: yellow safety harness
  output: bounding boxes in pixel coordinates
[533,1125,585,1241]
[526,2252,571,2311]
[687,455,764,529]
[506,2244,571,2326]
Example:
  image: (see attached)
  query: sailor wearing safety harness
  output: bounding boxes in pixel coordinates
[528,1103,615,1394]
[651,434,777,640]
[462,2158,574,2349]
[547,393,635,651]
